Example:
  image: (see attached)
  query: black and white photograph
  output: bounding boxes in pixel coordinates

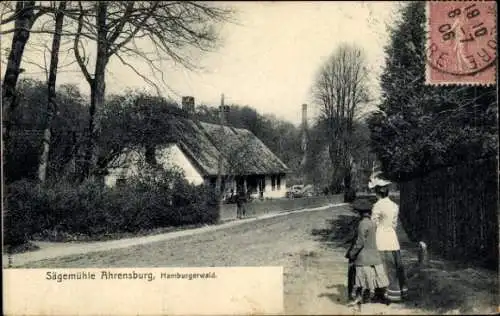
[1,1,498,315]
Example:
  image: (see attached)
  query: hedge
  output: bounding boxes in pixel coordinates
[4,176,219,248]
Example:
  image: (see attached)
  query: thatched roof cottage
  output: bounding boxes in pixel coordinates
[104,102,290,199]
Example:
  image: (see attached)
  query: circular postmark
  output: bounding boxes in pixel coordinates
[427,2,497,76]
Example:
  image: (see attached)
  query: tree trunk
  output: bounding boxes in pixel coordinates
[343,147,353,192]
[2,0,36,179]
[38,1,67,183]
[343,169,352,191]
[81,1,108,179]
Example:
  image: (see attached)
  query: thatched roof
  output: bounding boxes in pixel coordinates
[167,117,289,176]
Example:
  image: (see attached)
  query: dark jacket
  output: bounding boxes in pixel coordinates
[236,192,246,207]
[345,215,382,266]
[344,217,360,246]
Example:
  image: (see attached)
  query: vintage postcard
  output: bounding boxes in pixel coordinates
[2,1,498,315]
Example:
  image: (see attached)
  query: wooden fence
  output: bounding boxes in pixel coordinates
[399,157,498,269]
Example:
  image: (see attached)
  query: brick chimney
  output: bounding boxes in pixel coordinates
[181,96,195,114]
[302,103,308,130]
[300,104,309,181]
[301,104,308,152]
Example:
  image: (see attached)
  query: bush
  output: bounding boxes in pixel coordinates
[4,173,220,245]
[3,180,43,248]
[170,180,219,225]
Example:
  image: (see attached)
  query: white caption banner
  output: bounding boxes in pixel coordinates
[3,266,283,315]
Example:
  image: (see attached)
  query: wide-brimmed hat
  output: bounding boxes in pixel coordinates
[368,171,392,189]
[352,199,373,212]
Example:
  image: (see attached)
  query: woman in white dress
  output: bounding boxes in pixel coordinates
[369,175,408,302]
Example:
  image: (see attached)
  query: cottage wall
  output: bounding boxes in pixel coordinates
[264,175,287,198]
[156,144,204,186]
[218,175,287,199]
[104,144,205,188]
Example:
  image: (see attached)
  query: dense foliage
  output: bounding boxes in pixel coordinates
[4,169,218,247]
[368,2,497,181]
[304,118,376,194]
[5,79,88,183]
[5,82,303,183]
[370,1,498,270]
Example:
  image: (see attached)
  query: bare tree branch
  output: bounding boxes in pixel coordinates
[4,1,234,179]
[114,51,162,96]
[106,1,135,45]
[106,2,160,58]
[73,1,92,85]
[0,2,90,25]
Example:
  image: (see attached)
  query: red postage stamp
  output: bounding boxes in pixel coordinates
[426,1,497,85]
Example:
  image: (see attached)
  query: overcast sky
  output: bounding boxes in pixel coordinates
[1,1,400,125]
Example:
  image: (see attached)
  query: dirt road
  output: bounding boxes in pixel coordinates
[18,205,496,315]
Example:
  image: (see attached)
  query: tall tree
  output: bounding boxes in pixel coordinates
[303,119,333,190]
[369,1,497,181]
[369,2,497,269]
[4,79,88,183]
[71,1,232,179]
[37,1,66,182]
[1,1,44,154]
[311,44,370,193]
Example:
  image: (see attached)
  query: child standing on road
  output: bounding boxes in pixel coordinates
[345,199,390,307]
[236,190,247,219]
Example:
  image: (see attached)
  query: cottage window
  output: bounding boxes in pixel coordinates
[271,176,276,191]
[277,175,281,190]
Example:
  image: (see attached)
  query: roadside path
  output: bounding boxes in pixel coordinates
[12,203,434,314]
[6,203,497,314]
[3,203,346,268]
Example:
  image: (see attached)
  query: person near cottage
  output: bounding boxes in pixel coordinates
[345,199,390,307]
[369,174,409,302]
[236,190,247,219]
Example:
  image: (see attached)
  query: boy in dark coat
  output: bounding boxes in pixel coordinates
[345,199,390,306]
[236,190,247,219]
